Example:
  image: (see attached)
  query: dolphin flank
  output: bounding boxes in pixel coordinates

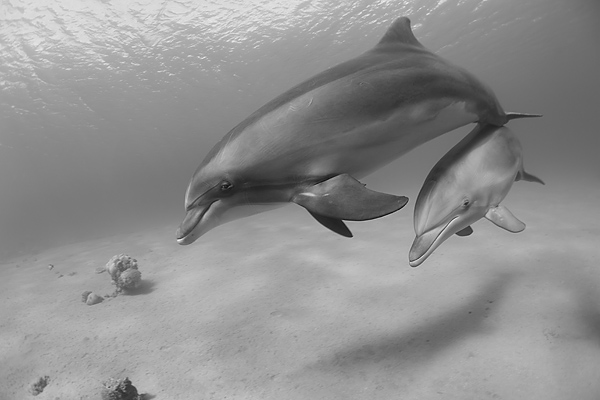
[409,123,544,267]
[177,17,540,245]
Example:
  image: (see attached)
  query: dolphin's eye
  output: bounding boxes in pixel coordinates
[220,181,233,192]
[462,198,471,208]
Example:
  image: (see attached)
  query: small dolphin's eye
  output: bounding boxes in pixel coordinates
[462,199,471,207]
[220,181,233,191]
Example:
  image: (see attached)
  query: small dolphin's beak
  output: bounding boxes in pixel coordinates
[409,217,459,267]
[176,201,215,245]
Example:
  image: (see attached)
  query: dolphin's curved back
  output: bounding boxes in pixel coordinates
[198,18,427,169]
[196,17,507,175]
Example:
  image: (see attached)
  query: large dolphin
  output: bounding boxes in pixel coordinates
[177,17,539,245]
[409,123,545,267]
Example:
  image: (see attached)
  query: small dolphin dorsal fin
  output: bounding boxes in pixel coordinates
[516,169,545,185]
[485,205,525,233]
[377,17,423,47]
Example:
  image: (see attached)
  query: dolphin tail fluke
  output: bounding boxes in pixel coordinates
[293,174,408,222]
[505,112,543,121]
[516,170,545,185]
[484,205,526,233]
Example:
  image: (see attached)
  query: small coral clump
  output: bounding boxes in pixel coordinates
[105,254,138,278]
[81,291,104,305]
[86,292,104,305]
[81,290,92,302]
[28,375,49,396]
[105,254,142,293]
[101,377,141,400]
[119,269,142,289]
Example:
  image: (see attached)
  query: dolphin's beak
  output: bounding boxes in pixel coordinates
[176,201,216,245]
[177,196,287,245]
[409,216,461,267]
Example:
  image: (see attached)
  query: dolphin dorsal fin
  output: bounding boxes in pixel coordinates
[516,170,545,185]
[377,17,423,48]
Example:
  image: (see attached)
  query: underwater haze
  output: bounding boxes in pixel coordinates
[1,0,598,261]
[3,1,600,399]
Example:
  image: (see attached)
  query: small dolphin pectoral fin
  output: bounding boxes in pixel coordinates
[455,226,474,236]
[293,174,409,221]
[485,205,526,233]
[505,112,543,121]
[308,211,353,238]
[516,170,545,185]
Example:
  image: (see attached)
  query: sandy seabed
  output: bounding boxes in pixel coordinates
[1,177,599,400]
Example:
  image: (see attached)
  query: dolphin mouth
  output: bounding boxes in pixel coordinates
[176,202,214,245]
[409,216,458,267]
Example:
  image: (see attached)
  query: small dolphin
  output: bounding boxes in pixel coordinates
[409,123,544,267]
[177,17,540,245]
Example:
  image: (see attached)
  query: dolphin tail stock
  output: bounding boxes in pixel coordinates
[505,113,545,185]
[505,112,543,121]
[484,205,526,233]
[292,174,409,237]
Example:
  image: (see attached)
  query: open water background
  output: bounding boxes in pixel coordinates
[0,0,598,261]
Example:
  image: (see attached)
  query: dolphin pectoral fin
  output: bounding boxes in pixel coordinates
[308,211,353,238]
[455,226,473,236]
[516,170,545,185]
[293,174,408,221]
[485,205,526,233]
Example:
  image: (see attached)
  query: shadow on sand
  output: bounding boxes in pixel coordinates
[297,271,515,378]
[123,279,156,296]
